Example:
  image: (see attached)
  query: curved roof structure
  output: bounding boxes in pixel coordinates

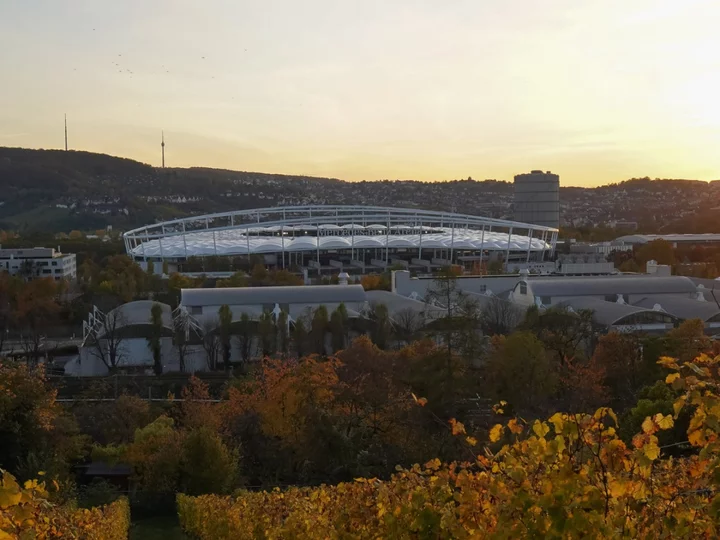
[560,297,680,327]
[123,205,558,261]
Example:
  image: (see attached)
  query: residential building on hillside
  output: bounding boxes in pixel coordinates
[0,247,77,281]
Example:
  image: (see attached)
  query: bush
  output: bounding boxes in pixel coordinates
[0,471,130,539]
[177,353,720,538]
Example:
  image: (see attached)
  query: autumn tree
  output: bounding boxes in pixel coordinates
[148,303,164,375]
[0,362,59,475]
[236,313,254,366]
[591,332,643,407]
[311,305,329,355]
[479,296,522,336]
[257,311,276,357]
[522,304,595,366]
[329,304,349,353]
[367,303,392,350]
[636,238,675,266]
[424,269,483,361]
[485,331,557,414]
[665,318,711,363]
[201,319,221,371]
[85,309,129,374]
[393,307,422,346]
[14,278,60,365]
[218,305,233,371]
[292,317,309,358]
[277,311,290,358]
[179,427,239,496]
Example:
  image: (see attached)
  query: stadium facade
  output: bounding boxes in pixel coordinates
[123,205,558,269]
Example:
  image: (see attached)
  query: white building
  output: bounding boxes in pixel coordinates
[0,247,77,281]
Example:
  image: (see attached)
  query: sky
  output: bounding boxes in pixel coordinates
[1,0,720,186]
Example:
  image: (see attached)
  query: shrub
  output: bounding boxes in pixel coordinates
[177,353,720,538]
[0,471,130,539]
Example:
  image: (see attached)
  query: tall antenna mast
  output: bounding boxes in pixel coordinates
[64,114,68,151]
[161,131,165,168]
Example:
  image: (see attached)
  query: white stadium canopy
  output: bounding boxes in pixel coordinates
[123,205,558,262]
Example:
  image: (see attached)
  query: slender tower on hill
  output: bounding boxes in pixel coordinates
[64,114,68,151]
[161,131,165,168]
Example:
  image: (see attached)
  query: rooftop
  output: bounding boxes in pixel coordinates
[524,276,698,298]
[181,284,367,307]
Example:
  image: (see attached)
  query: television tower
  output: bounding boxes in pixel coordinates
[161,131,165,168]
[64,114,68,151]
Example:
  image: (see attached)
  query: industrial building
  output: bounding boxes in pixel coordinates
[614,233,720,247]
[0,247,77,281]
[513,170,560,229]
[123,206,559,274]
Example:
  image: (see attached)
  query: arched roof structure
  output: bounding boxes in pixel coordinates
[123,205,558,262]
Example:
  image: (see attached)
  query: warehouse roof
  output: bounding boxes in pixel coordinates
[615,234,720,245]
[633,295,720,321]
[523,276,697,298]
[559,297,679,326]
[181,285,366,307]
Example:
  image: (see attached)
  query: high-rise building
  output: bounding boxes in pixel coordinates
[513,170,560,229]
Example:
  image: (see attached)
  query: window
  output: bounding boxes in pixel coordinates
[540,296,552,305]
[190,306,203,315]
[519,282,527,295]
[478,285,487,293]
[42,269,51,274]
[52,261,57,266]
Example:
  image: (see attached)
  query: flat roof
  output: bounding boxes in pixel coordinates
[181,284,366,307]
[616,234,720,244]
[525,276,698,297]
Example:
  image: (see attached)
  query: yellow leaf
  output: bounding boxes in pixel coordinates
[548,413,564,434]
[655,414,674,430]
[609,479,628,498]
[688,428,705,446]
[417,397,428,407]
[489,424,504,443]
[424,458,441,471]
[449,418,466,436]
[641,417,656,434]
[0,488,22,509]
[466,436,478,447]
[658,356,679,368]
[508,418,523,434]
[673,396,687,417]
[532,420,549,438]
[665,373,680,384]
[643,443,660,460]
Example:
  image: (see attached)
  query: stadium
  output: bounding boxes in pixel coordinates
[123,205,558,271]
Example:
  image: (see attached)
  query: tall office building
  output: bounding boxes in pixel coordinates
[513,170,560,229]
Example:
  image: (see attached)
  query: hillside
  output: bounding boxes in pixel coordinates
[1,146,718,234]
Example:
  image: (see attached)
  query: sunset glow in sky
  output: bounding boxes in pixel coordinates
[2,0,720,185]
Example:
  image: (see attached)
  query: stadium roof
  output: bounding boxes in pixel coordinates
[123,205,557,260]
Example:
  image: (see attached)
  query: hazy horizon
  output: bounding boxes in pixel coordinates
[2,1,720,186]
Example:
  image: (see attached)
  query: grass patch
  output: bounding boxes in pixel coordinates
[130,516,188,540]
